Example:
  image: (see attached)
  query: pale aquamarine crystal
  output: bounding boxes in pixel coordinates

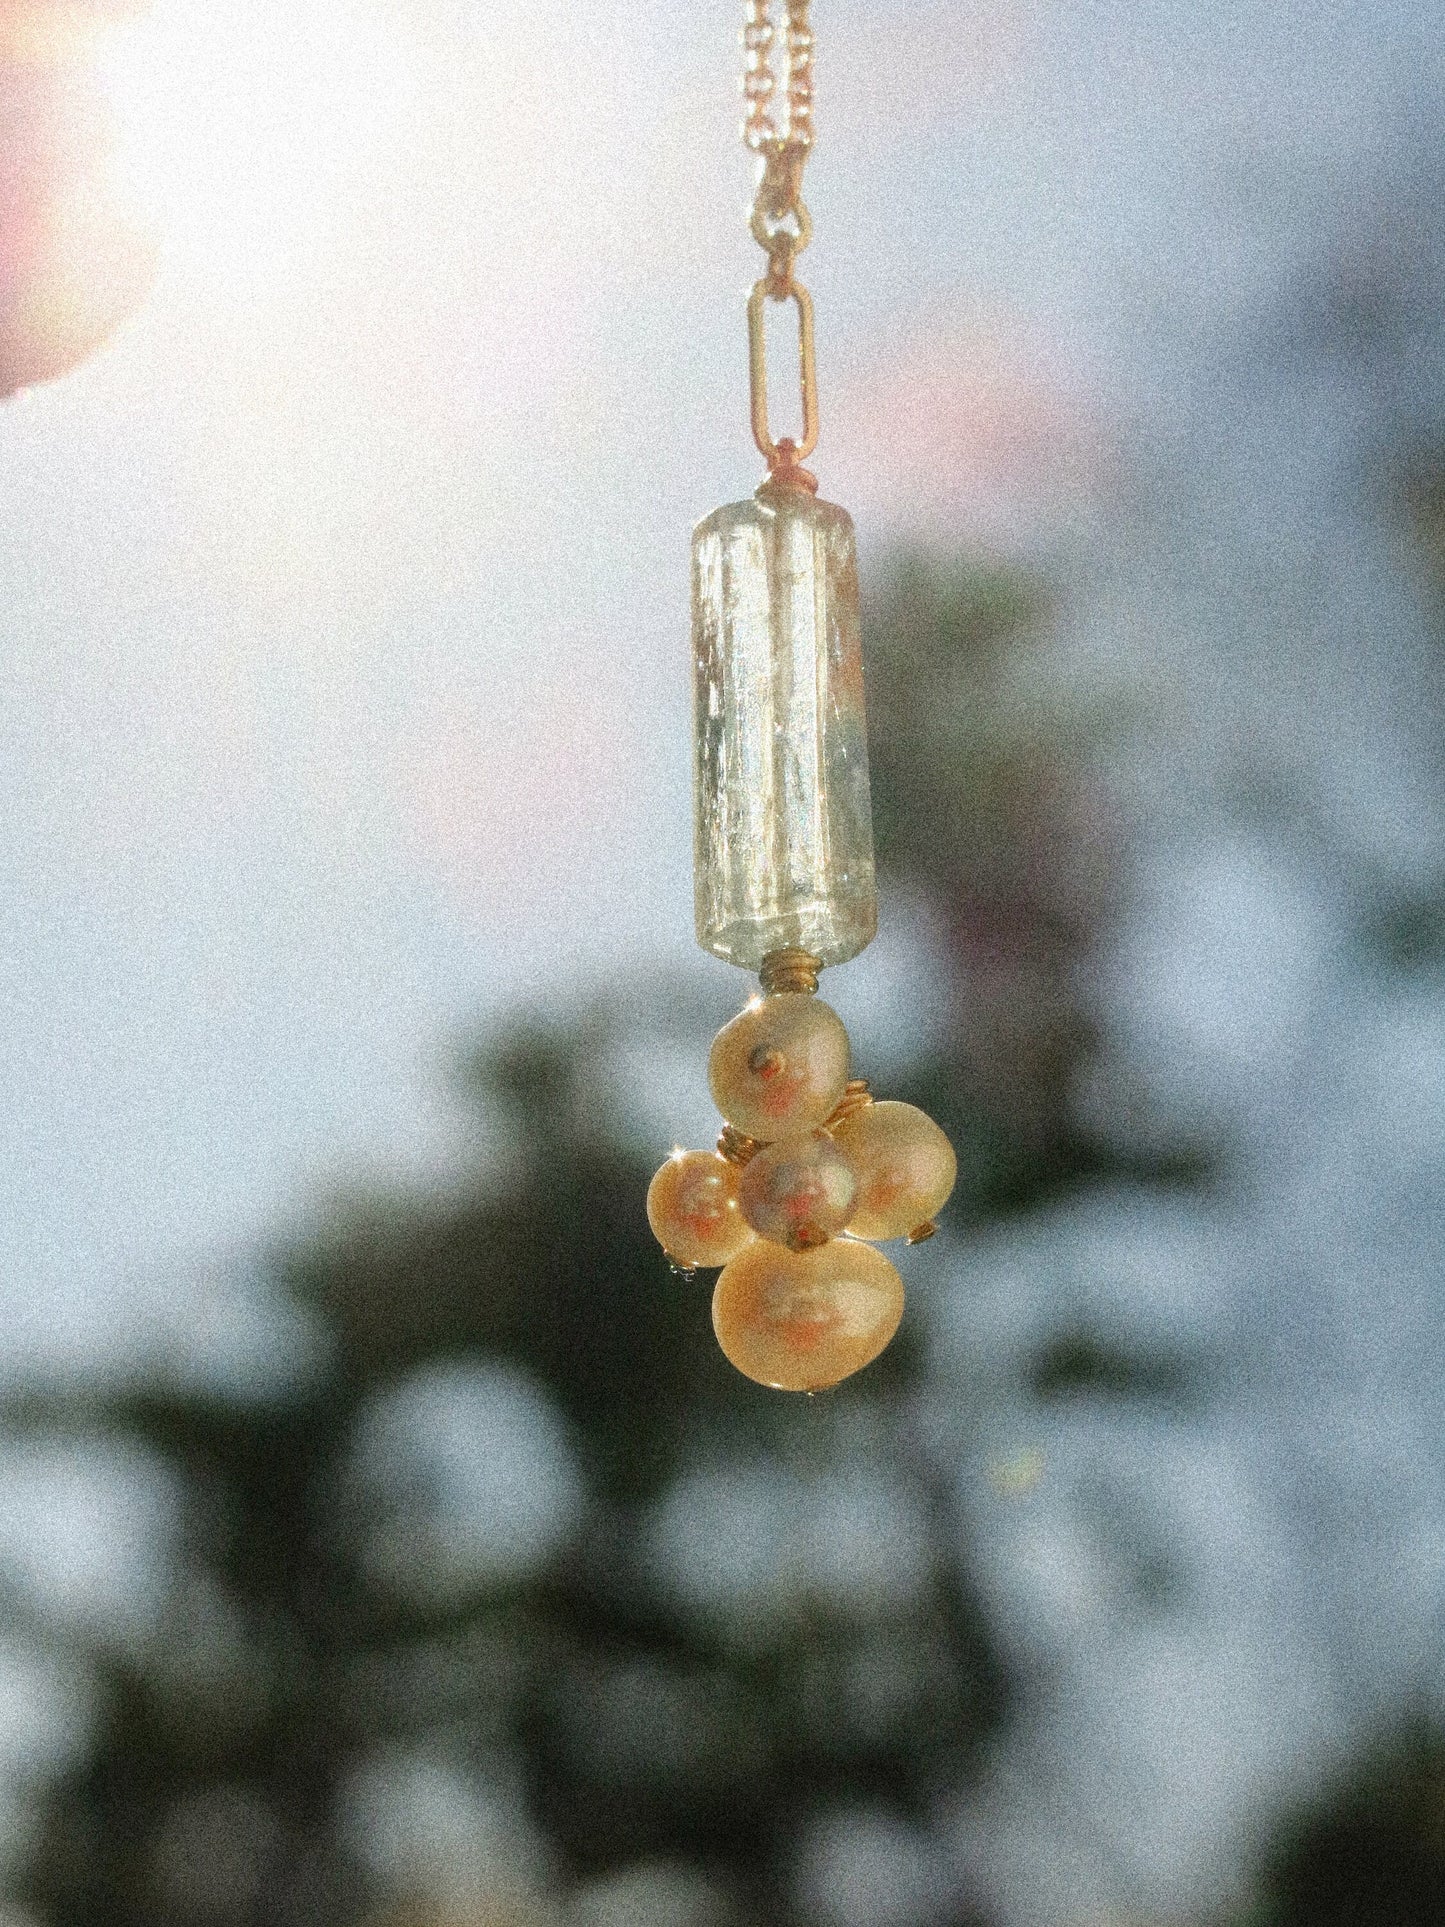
[692,485,877,969]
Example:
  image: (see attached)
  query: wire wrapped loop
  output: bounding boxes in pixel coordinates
[758,948,822,995]
[825,1079,875,1128]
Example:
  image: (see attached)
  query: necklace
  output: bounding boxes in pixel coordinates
[646,1,957,1392]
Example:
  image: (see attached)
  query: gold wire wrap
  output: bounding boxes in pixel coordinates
[717,1123,762,1165]
[906,1220,939,1245]
[824,1079,874,1128]
[759,948,822,995]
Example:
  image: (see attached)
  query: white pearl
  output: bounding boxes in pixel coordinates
[739,1129,857,1251]
[712,1238,904,1391]
[708,994,850,1142]
[831,1100,956,1241]
[646,1150,754,1269]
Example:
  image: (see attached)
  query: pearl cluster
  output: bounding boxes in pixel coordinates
[647,991,956,1391]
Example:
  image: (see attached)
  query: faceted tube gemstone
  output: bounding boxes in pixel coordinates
[692,485,877,969]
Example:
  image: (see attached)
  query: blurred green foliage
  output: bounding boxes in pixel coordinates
[11,559,1420,1927]
[14,1018,1004,1926]
[16,565,1080,1927]
[1243,1731,1445,1926]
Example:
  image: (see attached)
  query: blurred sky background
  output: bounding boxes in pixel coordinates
[7,1,1445,1922]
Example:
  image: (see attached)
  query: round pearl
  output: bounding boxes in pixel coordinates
[739,1129,858,1251]
[831,1100,957,1241]
[707,994,850,1142]
[647,1150,754,1269]
[712,1238,904,1391]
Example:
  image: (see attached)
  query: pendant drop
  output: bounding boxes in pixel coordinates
[649,2,955,1390]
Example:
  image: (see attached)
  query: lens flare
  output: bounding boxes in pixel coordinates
[97,0,424,288]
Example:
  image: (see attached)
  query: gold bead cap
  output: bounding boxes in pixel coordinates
[717,1123,762,1166]
[759,947,822,995]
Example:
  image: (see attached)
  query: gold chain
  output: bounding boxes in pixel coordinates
[742,0,813,283]
[742,0,814,153]
[741,0,820,484]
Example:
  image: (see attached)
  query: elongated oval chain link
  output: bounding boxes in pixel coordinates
[741,0,819,480]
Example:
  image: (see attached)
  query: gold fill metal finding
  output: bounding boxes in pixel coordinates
[748,273,819,476]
